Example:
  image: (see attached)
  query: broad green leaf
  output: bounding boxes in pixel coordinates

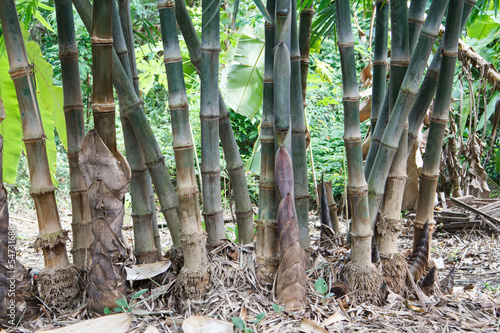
[245,136,260,174]
[26,41,66,185]
[314,277,328,295]
[225,64,263,119]
[231,316,246,330]
[0,55,23,184]
[467,12,500,39]
[477,91,500,132]
[495,149,500,173]
[115,298,128,308]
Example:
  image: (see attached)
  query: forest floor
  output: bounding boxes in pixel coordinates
[5,197,500,332]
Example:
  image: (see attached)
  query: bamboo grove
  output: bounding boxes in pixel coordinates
[0,0,497,324]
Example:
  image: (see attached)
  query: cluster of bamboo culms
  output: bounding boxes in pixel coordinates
[0,0,80,310]
[337,0,474,303]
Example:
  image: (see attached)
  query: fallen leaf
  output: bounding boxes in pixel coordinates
[322,311,348,326]
[182,315,233,333]
[299,318,328,333]
[125,261,171,281]
[39,313,132,333]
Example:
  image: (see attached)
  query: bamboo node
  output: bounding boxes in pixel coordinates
[337,41,355,48]
[9,66,32,79]
[92,103,115,113]
[419,29,439,40]
[430,115,448,124]
[350,231,373,238]
[347,185,368,196]
[441,50,458,58]
[202,210,224,218]
[342,96,360,102]
[390,59,411,67]
[255,219,277,228]
[164,56,183,64]
[407,17,424,26]
[90,36,113,44]
[131,167,148,175]
[63,104,84,112]
[22,135,46,143]
[420,173,439,181]
[226,164,244,172]
[157,0,175,9]
[30,186,57,196]
[58,49,79,59]
[373,60,388,66]
[121,100,143,114]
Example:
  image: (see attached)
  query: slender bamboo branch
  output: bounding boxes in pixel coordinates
[298,2,314,103]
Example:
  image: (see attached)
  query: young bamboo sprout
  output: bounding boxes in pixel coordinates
[54,0,93,269]
[0,0,80,310]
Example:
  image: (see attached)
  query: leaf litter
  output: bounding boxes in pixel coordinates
[5,206,500,332]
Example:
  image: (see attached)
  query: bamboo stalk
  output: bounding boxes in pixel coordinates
[408,0,427,55]
[117,0,162,259]
[72,0,182,248]
[112,0,158,264]
[336,0,383,304]
[413,0,465,250]
[201,0,226,245]
[175,0,254,245]
[298,2,314,103]
[407,0,477,152]
[0,0,79,310]
[370,0,388,138]
[367,0,449,229]
[158,0,208,287]
[290,0,310,251]
[54,0,92,270]
[92,0,117,157]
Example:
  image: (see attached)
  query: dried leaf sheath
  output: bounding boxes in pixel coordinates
[407,221,429,281]
[275,147,306,309]
[79,130,130,314]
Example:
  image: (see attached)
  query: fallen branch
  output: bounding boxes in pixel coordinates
[450,197,500,233]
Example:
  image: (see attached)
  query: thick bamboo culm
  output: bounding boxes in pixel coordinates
[54,0,92,269]
[0,0,81,310]
[175,0,255,244]
[157,0,208,272]
[117,0,162,258]
[370,0,388,138]
[112,1,158,264]
[407,0,476,152]
[201,0,226,245]
[407,0,427,55]
[298,2,314,103]
[256,0,279,282]
[92,0,117,156]
[413,0,465,250]
[336,0,372,268]
[367,0,449,229]
[290,0,310,251]
[72,0,182,247]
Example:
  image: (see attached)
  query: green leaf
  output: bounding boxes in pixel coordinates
[112,307,123,313]
[467,13,500,40]
[131,289,149,300]
[315,278,328,295]
[0,53,23,184]
[103,307,111,315]
[495,149,500,173]
[231,316,246,330]
[35,10,55,33]
[115,298,128,308]
[477,91,500,132]
[271,303,283,312]
[251,0,272,22]
[253,312,265,324]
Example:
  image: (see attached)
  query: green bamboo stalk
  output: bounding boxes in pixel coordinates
[256,0,279,283]
[54,0,92,270]
[201,0,226,245]
[370,0,388,138]
[72,0,182,248]
[336,0,383,304]
[158,0,208,285]
[117,0,162,259]
[176,0,254,244]
[407,0,476,152]
[408,0,427,55]
[367,0,449,229]
[298,2,314,103]
[413,0,464,250]
[290,0,309,251]
[0,0,79,310]
[112,1,158,264]
[92,0,117,157]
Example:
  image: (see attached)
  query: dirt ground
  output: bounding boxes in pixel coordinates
[5,197,500,332]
